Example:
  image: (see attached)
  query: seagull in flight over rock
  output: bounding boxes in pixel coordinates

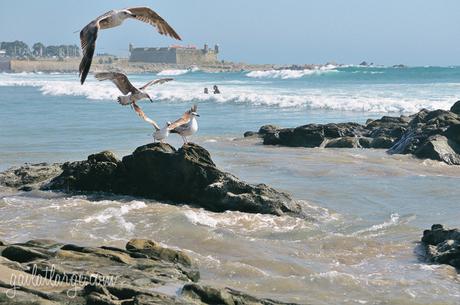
[95,72,173,106]
[79,7,181,84]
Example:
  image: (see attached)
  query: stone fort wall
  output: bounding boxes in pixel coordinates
[129,46,218,65]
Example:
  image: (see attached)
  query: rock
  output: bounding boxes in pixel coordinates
[87,151,119,164]
[358,137,372,148]
[243,131,258,137]
[0,163,62,190]
[444,124,460,143]
[413,135,460,165]
[45,155,122,193]
[1,245,51,263]
[276,125,325,148]
[126,239,192,267]
[421,225,460,270]
[450,100,460,115]
[181,283,297,305]
[0,239,300,305]
[325,137,359,148]
[258,124,280,135]
[370,137,395,149]
[28,143,303,217]
[254,101,460,165]
[253,101,460,165]
[263,132,280,145]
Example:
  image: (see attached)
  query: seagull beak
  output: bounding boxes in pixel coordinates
[131,14,137,17]
[196,114,200,117]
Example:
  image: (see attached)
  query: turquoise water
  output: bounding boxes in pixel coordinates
[1,67,460,304]
[1,66,460,167]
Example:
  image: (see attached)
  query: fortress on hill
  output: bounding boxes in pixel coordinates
[128,44,219,65]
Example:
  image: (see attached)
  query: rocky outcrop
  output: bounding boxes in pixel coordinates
[0,143,303,217]
[0,238,299,305]
[246,101,460,165]
[421,224,460,270]
[450,100,460,115]
[248,119,405,149]
[0,163,62,191]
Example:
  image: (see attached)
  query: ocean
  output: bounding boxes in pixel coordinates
[1,66,460,304]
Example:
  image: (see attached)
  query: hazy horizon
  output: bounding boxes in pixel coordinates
[1,0,460,66]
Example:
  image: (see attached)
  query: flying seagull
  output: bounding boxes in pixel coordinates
[169,105,200,144]
[95,72,173,105]
[133,103,171,143]
[79,7,181,84]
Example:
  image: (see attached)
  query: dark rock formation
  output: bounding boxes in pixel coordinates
[0,238,299,305]
[248,101,460,165]
[421,224,460,270]
[1,143,303,217]
[450,100,460,115]
[182,283,298,305]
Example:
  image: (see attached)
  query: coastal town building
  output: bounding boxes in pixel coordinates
[0,58,11,72]
[129,44,219,65]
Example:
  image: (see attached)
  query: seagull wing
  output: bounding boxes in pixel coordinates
[133,103,160,130]
[127,7,181,40]
[168,110,191,131]
[95,72,138,95]
[79,21,99,85]
[139,78,174,90]
[79,11,115,85]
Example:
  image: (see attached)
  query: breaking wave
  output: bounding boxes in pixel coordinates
[247,66,339,79]
[157,69,190,76]
[0,72,456,113]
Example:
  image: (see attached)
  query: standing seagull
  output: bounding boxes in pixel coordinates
[168,105,200,144]
[133,103,171,142]
[95,72,173,105]
[79,7,181,84]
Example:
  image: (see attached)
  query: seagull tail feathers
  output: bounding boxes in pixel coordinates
[117,96,131,106]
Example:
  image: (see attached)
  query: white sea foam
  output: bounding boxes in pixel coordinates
[157,69,189,76]
[183,208,312,233]
[83,200,147,232]
[246,67,339,79]
[0,73,457,113]
[350,213,402,237]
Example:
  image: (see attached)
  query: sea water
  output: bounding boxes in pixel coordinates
[0,66,460,304]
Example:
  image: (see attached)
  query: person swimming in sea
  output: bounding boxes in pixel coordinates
[213,85,220,94]
[204,87,209,94]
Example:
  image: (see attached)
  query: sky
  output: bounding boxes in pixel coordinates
[1,0,460,66]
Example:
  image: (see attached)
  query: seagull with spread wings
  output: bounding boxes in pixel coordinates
[168,105,200,144]
[95,72,172,105]
[133,103,171,143]
[79,7,181,84]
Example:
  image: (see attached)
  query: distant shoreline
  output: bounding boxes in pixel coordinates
[2,57,338,74]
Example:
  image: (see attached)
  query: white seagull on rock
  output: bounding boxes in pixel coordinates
[133,103,171,143]
[79,7,181,84]
[95,72,173,106]
[168,105,200,144]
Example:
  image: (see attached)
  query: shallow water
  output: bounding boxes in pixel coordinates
[1,69,460,304]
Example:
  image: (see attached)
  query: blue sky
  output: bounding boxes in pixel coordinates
[1,0,459,66]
